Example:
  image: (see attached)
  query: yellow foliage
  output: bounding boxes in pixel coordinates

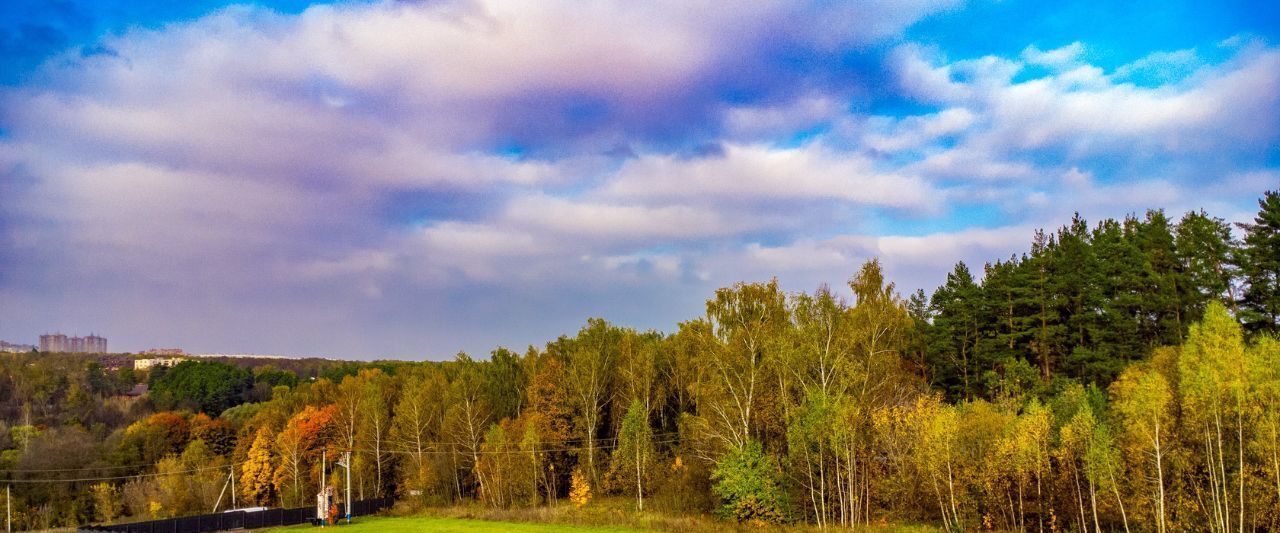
[569,468,592,508]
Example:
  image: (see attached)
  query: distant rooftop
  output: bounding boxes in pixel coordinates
[193,353,335,360]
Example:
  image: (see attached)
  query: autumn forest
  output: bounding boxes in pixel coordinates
[4,192,1280,531]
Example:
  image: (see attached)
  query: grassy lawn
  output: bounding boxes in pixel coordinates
[268,515,649,532]
[266,510,942,532]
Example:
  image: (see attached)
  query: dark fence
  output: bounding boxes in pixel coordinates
[78,497,394,533]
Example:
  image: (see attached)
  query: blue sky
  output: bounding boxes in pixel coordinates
[1,0,1277,358]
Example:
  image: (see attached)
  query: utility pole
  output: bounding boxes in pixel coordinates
[345,452,352,524]
[335,452,352,524]
[231,465,237,510]
[321,450,327,527]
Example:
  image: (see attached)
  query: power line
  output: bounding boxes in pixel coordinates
[0,436,680,483]
[0,432,682,475]
[0,462,176,474]
[0,461,243,485]
[347,436,683,456]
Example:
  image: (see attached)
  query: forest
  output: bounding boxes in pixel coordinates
[2,191,1280,531]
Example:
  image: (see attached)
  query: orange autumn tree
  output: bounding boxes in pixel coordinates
[189,413,236,456]
[119,411,191,465]
[274,404,339,506]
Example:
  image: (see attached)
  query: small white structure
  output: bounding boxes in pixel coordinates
[316,486,336,525]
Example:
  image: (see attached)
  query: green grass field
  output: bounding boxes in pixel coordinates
[267,512,943,532]
[269,515,649,532]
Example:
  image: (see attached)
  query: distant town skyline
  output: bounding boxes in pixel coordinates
[1,0,1277,359]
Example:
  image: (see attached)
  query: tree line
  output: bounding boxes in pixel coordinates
[2,192,1280,530]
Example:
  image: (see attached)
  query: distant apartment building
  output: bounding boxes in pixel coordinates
[134,357,185,371]
[39,333,107,353]
[0,340,36,353]
[142,348,186,356]
[85,334,108,353]
[40,333,68,352]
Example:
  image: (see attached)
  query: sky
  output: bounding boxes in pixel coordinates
[1,0,1278,359]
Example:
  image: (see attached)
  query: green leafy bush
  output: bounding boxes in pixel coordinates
[710,440,788,524]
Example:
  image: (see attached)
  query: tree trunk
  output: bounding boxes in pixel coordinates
[1089,480,1100,533]
[1107,462,1130,533]
[1215,410,1230,533]
[1237,404,1244,533]
[946,460,961,530]
[1155,416,1167,533]
[636,434,644,512]
[1071,464,1087,533]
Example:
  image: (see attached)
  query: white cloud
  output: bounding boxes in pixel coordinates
[892,43,1280,156]
[1021,42,1086,70]
[862,107,977,153]
[1113,48,1200,84]
[602,142,939,211]
[723,95,844,140]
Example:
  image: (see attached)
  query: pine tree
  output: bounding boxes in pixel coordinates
[1175,210,1238,319]
[977,257,1031,372]
[1089,218,1144,383]
[1236,191,1280,334]
[1055,214,1104,359]
[1131,210,1187,345]
[929,262,983,400]
[1026,230,1066,382]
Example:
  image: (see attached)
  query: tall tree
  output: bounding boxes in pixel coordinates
[1236,190,1280,334]
[611,400,657,511]
[929,262,983,400]
[565,318,621,489]
[444,353,492,500]
[390,366,449,502]
[1131,210,1187,346]
[241,426,276,506]
[1026,230,1065,382]
[696,279,787,452]
[1111,363,1173,533]
[359,370,396,497]
[1179,302,1250,533]
[1176,210,1238,317]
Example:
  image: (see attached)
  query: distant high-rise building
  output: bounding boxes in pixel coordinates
[39,333,69,352]
[38,332,107,353]
[85,334,107,353]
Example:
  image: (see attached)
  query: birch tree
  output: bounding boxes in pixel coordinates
[1111,363,1173,533]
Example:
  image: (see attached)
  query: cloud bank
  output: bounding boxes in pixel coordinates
[1,0,1276,357]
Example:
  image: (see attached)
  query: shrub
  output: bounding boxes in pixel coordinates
[710,440,788,524]
[570,468,592,508]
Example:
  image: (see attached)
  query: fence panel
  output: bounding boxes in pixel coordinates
[78,497,389,533]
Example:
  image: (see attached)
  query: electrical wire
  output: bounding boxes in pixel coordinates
[0,435,686,483]
[0,432,683,474]
[0,461,243,484]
